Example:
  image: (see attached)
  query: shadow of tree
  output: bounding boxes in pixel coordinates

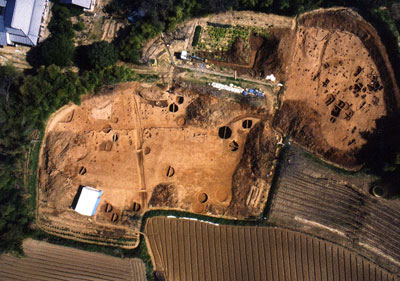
[357,111,400,197]
[26,44,44,69]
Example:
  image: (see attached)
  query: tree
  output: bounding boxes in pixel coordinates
[48,4,74,38]
[0,65,22,105]
[86,41,119,70]
[41,35,75,67]
[119,31,144,63]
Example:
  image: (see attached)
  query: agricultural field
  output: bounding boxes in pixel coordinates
[0,239,146,281]
[268,144,400,275]
[144,216,399,281]
[195,24,269,53]
[0,45,31,70]
[142,11,293,81]
[37,82,279,246]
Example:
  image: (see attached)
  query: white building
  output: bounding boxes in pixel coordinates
[72,186,102,216]
[60,0,95,11]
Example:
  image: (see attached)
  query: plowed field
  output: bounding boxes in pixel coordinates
[269,144,400,275]
[0,239,146,281]
[144,217,398,281]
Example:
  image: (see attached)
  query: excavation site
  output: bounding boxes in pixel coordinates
[36,7,400,267]
[273,8,399,169]
[37,82,279,247]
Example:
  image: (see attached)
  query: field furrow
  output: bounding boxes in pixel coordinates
[145,217,399,281]
[0,239,146,281]
[270,160,400,269]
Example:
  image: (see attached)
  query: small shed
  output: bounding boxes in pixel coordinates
[180,51,188,60]
[60,0,92,9]
[71,186,102,216]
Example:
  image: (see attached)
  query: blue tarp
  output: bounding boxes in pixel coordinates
[91,190,102,216]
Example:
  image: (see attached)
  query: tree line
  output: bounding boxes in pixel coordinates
[0,63,141,254]
[28,1,119,71]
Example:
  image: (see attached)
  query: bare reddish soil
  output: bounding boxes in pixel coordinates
[36,8,400,248]
[37,83,278,246]
[273,8,399,169]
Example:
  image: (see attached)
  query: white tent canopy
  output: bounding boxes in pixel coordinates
[73,186,102,216]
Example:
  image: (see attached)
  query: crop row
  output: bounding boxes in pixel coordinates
[0,239,146,281]
[144,217,398,281]
[270,169,400,269]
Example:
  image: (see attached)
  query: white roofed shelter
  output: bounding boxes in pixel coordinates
[72,186,102,216]
[60,0,94,10]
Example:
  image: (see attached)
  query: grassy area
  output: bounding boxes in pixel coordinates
[301,149,365,176]
[136,73,160,83]
[192,25,202,47]
[26,131,43,218]
[198,25,250,51]
[88,17,104,41]
[197,24,270,53]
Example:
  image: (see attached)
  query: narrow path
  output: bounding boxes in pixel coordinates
[131,95,148,209]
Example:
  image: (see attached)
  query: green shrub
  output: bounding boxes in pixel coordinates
[119,23,160,63]
[73,21,85,31]
[48,4,74,38]
[41,35,75,67]
[192,25,202,47]
[104,0,121,14]
[86,41,119,70]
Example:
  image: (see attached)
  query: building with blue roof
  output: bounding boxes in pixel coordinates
[0,0,47,46]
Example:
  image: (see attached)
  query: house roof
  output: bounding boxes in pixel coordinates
[0,0,45,46]
[60,0,91,9]
[0,18,6,45]
[11,0,34,35]
[73,186,102,216]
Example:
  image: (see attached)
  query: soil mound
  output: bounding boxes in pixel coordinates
[149,184,177,207]
[229,121,277,217]
[227,36,248,64]
[273,100,360,168]
[252,35,280,78]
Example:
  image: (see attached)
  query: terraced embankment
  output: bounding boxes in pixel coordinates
[145,216,398,281]
[0,239,147,281]
[269,145,400,275]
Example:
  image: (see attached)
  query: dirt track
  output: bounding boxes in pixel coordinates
[145,216,399,281]
[0,239,146,281]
